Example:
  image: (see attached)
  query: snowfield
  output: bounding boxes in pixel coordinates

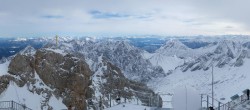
[149,59,250,108]
[149,55,184,73]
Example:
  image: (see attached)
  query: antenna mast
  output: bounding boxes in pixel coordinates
[212,64,214,108]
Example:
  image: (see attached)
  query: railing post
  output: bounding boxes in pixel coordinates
[207,95,209,109]
[201,94,203,109]
[137,98,138,105]
[109,94,111,107]
[240,95,242,102]
[218,102,221,110]
[11,100,14,109]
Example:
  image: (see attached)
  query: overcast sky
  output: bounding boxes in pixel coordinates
[0,0,250,37]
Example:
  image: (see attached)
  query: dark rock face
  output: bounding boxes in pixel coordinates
[5,48,93,110]
[34,49,92,109]
[91,57,162,108]
[8,54,36,86]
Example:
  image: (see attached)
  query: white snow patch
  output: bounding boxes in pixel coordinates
[149,55,184,72]
[0,61,10,76]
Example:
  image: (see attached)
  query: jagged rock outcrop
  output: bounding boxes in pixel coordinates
[1,46,93,110]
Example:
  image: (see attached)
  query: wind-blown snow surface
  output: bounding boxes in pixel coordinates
[0,82,66,110]
[149,55,184,73]
[149,59,250,107]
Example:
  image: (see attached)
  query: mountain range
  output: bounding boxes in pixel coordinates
[1,35,250,109]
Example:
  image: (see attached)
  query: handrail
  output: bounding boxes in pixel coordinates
[200,94,230,110]
[207,94,225,105]
[216,93,249,110]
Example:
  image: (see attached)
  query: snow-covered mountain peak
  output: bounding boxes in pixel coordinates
[115,40,132,48]
[214,40,242,57]
[153,39,196,59]
[97,40,137,52]
[161,39,188,50]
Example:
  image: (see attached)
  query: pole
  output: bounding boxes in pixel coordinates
[109,94,111,107]
[218,102,221,110]
[185,86,187,110]
[99,96,101,110]
[207,95,209,108]
[201,94,203,109]
[137,98,138,105]
[212,64,214,108]
[11,100,13,108]
[158,94,160,107]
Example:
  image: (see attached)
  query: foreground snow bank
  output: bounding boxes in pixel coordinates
[105,104,152,110]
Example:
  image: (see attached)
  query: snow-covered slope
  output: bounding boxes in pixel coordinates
[150,60,250,103]
[148,39,250,108]
[149,55,184,73]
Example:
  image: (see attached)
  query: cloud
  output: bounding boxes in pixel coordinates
[88,10,153,20]
[89,10,130,19]
[41,15,64,19]
[0,0,250,37]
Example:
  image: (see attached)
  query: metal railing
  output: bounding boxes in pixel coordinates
[201,92,249,110]
[218,93,248,110]
[201,94,230,110]
[0,101,32,110]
